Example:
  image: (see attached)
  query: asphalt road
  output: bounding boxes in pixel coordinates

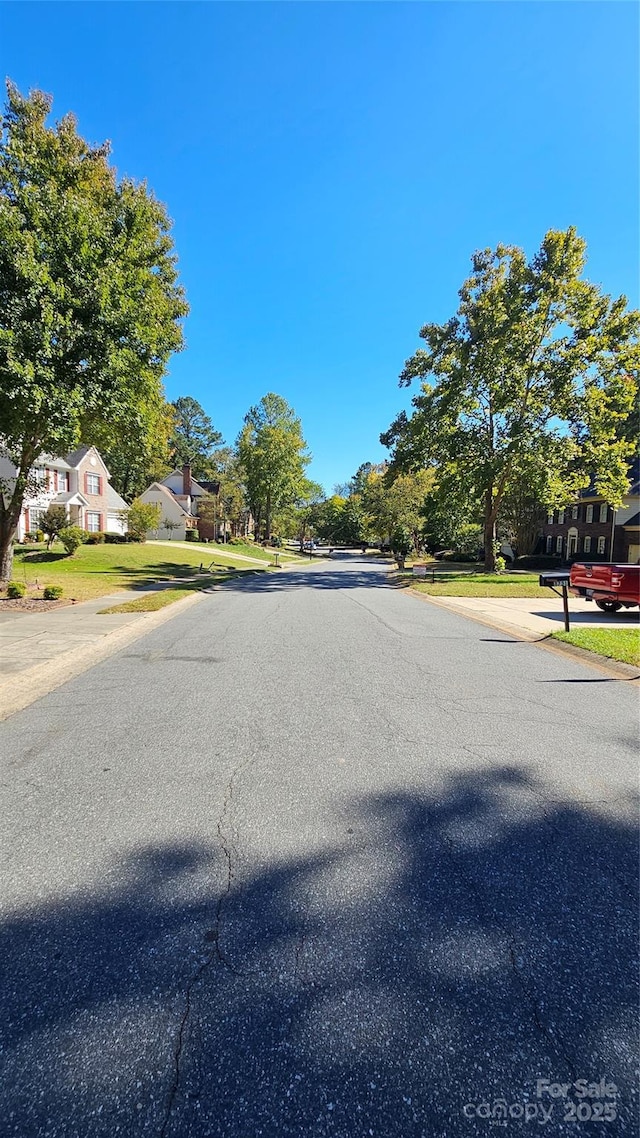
[1,555,638,1137]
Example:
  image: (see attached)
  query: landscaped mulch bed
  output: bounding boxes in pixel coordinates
[0,597,71,612]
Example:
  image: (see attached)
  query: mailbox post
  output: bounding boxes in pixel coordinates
[539,570,572,632]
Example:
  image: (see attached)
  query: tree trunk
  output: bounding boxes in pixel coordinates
[484,491,497,572]
[265,493,271,541]
[0,519,16,584]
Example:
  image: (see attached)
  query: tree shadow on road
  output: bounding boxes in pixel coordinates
[1,766,637,1136]
[218,557,396,594]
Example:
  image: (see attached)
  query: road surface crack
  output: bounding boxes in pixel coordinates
[159,756,255,1137]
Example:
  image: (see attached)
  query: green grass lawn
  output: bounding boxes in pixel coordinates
[214,541,305,563]
[551,628,640,667]
[7,542,265,601]
[405,568,548,598]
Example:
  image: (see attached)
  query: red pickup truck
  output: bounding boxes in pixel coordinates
[569,562,640,613]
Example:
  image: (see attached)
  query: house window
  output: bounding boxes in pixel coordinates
[29,509,45,531]
[557,509,565,525]
[585,504,594,523]
[546,535,553,554]
[599,503,608,523]
[556,535,563,554]
[583,536,592,553]
[86,512,101,533]
[57,470,68,492]
[571,506,579,520]
[597,536,606,555]
[86,472,101,495]
[547,511,554,525]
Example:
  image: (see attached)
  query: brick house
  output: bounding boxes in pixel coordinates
[1,445,128,540]
[539,458,640,564]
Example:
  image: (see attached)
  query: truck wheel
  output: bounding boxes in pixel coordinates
[596,600,622,613]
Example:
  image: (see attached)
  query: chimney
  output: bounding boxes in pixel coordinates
[182,463,192,496]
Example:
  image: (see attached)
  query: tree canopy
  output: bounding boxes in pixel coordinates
[382,228,639,570]
[0,83,188,579]
[237,393,310,540]
[169,396,223,477]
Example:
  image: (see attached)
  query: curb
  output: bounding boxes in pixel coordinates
[0,589,207,722]
[405,588,640,682]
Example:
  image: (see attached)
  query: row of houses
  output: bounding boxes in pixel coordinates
[4,446,639,559]
[1,449,235,542]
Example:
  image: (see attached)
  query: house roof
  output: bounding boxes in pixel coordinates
[623,511,640,529]
[53,491,90,507]
[40,454,72,471]
[107,485,128,511]
[144,482,192,516]
[65,445,111,477]
[161,470,208,497]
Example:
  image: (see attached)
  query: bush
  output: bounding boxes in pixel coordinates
[125,498,161,541]
[104,532,127,543]
[7,581,26,598]
[41,504,69,548]
[125,531,144,543]
[441,550,477,562]
[35,530,45,543]
[495,555,506,573]
[185,530,197,541]
[59,525,86,555]
[43,585,63,600]
[84,531,106,544]
[24,532,38,543]
[513,554,562,570]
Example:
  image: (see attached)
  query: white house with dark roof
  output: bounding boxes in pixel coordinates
[1,445,129,540]
[138,464,227,540]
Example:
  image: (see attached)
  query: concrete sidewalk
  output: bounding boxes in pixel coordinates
[419,592,640,638]
[0,588,206,720]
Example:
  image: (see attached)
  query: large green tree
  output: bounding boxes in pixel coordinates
[382,229,639,570]
[169,396,223,477]
[0,83,187,580]
[100,397,177,502]
[237,393,310,540]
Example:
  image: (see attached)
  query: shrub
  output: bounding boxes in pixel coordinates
[41,504,69,549]
[125,498,161,541]
[84,531,106,545]
[24,532,38,543]
[441,551,477,562]
[35,529,45,543]
[7,581,26,598]
[125,531,144,543]
[513,554,562,570]
[494,555,506,573]
[104,532,127,543]
[43,585,63,600]
[185,529,197,541]
[59,525,86,555]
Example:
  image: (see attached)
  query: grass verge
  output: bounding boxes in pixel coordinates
[97,584,212,614]
[551,628,640,667]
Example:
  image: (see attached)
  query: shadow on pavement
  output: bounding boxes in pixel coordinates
[214,555,396,594]
[1,766,637,1136]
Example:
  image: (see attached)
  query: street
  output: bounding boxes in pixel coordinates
[1,555,638,1136]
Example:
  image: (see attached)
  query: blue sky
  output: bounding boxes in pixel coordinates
[1,2,638,492]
